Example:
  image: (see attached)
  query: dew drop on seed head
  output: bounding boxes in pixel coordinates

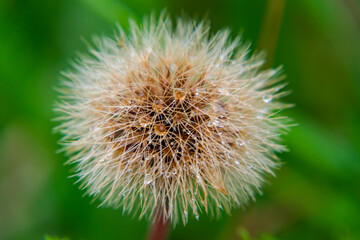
[219,87,229,96]
[144,174,153,185]
[195,212,199,220]
[146,46,153,54]
[208,75,216,80]
[234,160,240,165]
[256,112,265,119]
[169,63,177,72]
[236,138,245,146]
[263,94,273,103]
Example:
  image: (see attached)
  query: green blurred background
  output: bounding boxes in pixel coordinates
[1,0,359,239]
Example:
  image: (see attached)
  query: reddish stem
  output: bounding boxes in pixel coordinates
[147,207,170,240]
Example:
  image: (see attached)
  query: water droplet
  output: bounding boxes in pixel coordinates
[263,94,273,103]
[219,87,229,95]
[195,212,200,220]
[139,193,143,198]
[170,141,174,146]
[165,172,171,178]
[236,138,245,146]
[256,113,265,119]
[139,115,151,127]
[172,169,177,175]
[146,47,152,54]
[220,54,226,61]
[130,50,136,58]
[184,210,188,216]
[195,92,199,96]
[219,205,223,210]
[208,75,216,80]
[234,160,240,165]
[169,63,177,72]
[144,174,153,185]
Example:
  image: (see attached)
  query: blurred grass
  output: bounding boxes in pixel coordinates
[0,0,359,239]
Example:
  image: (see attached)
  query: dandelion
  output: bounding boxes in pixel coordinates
[55,14,289,227]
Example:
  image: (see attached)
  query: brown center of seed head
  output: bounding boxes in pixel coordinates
[109,61,229,169]
[154,123,167,136]
[174,89,186,100]
[152,99,165,112]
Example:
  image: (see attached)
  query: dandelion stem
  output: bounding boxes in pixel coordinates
[148,207,170,240]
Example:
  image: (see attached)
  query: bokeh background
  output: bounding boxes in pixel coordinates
[1,0,360,239]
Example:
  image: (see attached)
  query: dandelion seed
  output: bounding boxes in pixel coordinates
[55,14,290,226]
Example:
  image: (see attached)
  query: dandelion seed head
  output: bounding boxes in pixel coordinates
[55,14,289,226]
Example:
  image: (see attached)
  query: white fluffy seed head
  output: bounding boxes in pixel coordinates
[55,14,290,226]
